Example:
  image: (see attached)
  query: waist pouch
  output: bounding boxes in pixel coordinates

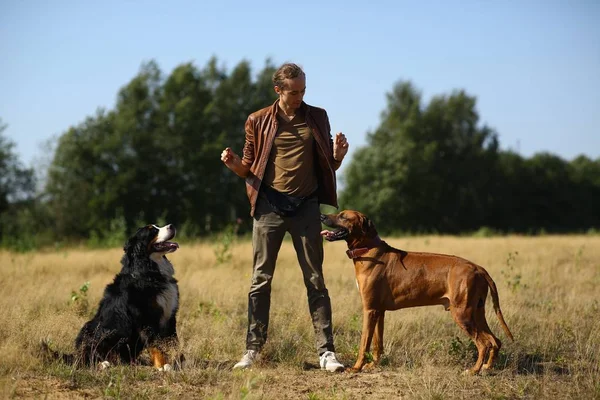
[260,184,315,217]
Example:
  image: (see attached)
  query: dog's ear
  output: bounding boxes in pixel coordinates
[123,238,145,258]
[123,229,140,253]
[123,236,134,253]
[123,227,150,254]
[361,217,377,238]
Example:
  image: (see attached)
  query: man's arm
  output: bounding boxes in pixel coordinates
[325,113,349,171]
[221,116,255,178]
[221,148,250,178]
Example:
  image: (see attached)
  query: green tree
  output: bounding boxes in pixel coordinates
[569,155,600,231]
[340,81,499,233]
[199,58,276,231]
[486,150,527,232]
[45,110,118,237]
[44,58,277,242]
[522,153,573,232]
[489,152,600,233]
[0,119,35,211]
[0,119,38,246]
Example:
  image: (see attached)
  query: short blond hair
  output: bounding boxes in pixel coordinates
[272,63,305,90]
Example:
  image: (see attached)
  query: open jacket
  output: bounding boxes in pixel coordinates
[241,100,341,216]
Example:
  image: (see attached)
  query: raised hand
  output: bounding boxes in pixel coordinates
[221,147,250,178]
[221,147,240,168]
[333,132,349,162]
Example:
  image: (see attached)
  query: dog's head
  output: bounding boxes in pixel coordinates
[320,210,378,247]
[123,224,179,258]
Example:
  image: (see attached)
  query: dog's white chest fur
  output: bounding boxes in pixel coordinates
[157,283,178,326]
[150,254,178,326]
[151,254,175,276]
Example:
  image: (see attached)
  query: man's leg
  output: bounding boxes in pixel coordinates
[289,197,335,355]
[246,197,287,351]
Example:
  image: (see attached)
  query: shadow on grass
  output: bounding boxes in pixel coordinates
[496,351,570,375]
[193,359,235,370]
[515,353,570,375]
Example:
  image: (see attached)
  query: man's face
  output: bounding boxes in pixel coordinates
[275,76,306,111]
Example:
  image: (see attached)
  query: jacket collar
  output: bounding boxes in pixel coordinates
[270,100,309,120]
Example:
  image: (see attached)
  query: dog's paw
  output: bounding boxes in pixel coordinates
[362,362,379,372]
[462,368,479,376]
[99,361,111,370]
[158,364,173,372]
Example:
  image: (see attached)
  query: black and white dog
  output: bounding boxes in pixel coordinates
[43,224,181,370]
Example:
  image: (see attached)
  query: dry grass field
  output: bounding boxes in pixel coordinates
[1,234,599,399]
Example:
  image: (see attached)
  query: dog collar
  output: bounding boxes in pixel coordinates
[346,248,371,259]
[346,237,383,259]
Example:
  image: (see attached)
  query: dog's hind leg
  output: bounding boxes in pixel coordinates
[475,307,501,370]
[351,309,381,372]
[451,306,488,375]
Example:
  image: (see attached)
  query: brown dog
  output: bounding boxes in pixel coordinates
[320,210,513,374]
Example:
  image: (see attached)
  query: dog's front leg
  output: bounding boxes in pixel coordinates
[141,329,172,371]
[148,347,170,370]
[350,309,380,372]
[161,316,185,369]
[371,311,385,364]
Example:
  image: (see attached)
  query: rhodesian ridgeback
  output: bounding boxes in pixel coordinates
[320,210,514,374]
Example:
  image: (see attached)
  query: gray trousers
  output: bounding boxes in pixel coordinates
[245,195,335,355]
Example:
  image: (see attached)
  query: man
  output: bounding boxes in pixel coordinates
[221,63,349,372]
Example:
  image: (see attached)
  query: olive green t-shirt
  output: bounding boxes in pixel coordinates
[263,113,318,197]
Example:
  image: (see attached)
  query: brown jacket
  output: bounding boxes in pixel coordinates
[241,100,341,216]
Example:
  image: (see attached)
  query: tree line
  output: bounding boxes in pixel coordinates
[1,58,598,250]
[341,81,600,234]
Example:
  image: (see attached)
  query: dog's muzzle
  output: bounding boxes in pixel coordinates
[152,242,179,253]
[320,228,349,242]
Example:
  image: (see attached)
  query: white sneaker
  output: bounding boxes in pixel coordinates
[319,351,344,372]
[233,350,259,370]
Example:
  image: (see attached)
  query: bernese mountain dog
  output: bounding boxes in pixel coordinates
[43,224,182,370]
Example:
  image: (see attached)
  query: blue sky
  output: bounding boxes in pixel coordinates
[1,0,599,174]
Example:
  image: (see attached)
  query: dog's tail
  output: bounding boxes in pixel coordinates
[39,339,77,365]
[481,268,514,341]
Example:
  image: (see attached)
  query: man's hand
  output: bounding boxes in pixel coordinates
[333,132,349,162]
[221,147,240,167]
[221,147,250,178]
